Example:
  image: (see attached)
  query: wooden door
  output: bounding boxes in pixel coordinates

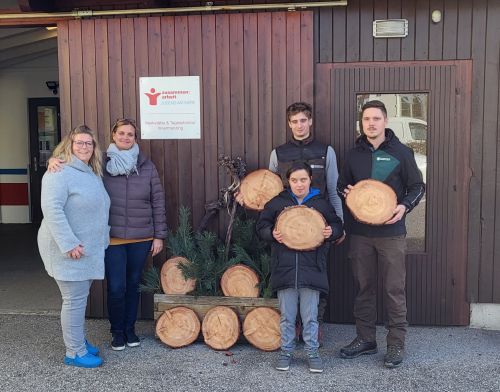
[28,98,61,223]
[316,61,472,326]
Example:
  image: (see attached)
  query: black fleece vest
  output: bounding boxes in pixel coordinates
[275,137,328,194]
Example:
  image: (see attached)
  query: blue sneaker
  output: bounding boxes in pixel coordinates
[64,353,103,368]
[85,339,99,356]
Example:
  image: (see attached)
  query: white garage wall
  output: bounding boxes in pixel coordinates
[0,53,58,223]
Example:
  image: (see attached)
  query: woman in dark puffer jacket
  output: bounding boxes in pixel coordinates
[256,162,343,373]
[102,119,166,350]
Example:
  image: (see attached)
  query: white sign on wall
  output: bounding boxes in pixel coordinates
[139,76,201,139]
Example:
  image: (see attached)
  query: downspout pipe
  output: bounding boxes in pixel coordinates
[0,2,347,20]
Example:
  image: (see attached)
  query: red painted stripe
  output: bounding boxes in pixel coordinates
[0,183,29,205]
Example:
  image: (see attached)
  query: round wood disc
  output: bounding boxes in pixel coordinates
[202,306,240,350]
[239,169,284,211]
[275,205,326,251]
[156,306,201,348]
[243,307,281,351]
[220,264,260,298]
[160,256,196,295]
[345,179,397,225]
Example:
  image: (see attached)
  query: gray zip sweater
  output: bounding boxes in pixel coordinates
[38,156,110,281]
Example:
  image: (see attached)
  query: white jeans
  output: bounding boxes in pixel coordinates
[55,279,92,358]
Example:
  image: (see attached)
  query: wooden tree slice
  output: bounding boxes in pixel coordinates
[239,169,284,211]
[275,205,326,251]
[345,179,397,225]
[202,306,240,350]
[243,307,281,351]
[155,306,201,348]
[160,256,196,295]
[220,264,260,298]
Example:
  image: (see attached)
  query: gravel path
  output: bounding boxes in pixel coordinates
[1,313,499,392]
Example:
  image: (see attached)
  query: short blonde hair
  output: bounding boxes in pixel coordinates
[52,125,103,176]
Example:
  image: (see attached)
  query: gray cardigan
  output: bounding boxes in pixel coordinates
[38,156,111,281]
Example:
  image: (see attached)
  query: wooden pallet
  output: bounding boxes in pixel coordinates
[154,294,279,322]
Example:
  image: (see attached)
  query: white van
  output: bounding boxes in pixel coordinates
[386,117,427,145]
[386,117,427,184]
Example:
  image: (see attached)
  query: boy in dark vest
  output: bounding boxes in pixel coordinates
[269,102,345,338]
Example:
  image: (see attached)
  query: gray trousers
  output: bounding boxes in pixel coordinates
[278,288,320,354]
[349,234,408,347]
[55,279,92,358]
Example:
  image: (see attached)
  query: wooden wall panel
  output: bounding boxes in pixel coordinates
[188,15,205,228]
[57,11,314,318]
[95,19,111,146]
[300,12,315,104]
[160,16,179,230]
[257,13,273,169]
[316,0,500,308]
[57,22,71,134]
[483,3,500,302]
[68,20,84,126]
[271,13,288,148]
[201,16,219,234]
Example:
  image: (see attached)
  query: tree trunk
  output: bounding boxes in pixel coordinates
[243,307,281,351]
[202,306,240,350]
[220,264,260,298]
[160,256,196,295]
[345,179,397,225]
[156,306,200,348]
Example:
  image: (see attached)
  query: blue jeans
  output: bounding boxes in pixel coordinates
[55,279,92,358]
[278,288,320,354]
[104,240,152,334]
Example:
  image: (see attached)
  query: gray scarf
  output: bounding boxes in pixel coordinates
[106,143,139,176]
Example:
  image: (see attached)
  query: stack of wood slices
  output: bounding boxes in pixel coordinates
[155,258,280,351]
[155,168,284,352]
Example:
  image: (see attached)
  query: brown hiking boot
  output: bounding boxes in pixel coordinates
[340,336,378,359]
[384,345,404,368]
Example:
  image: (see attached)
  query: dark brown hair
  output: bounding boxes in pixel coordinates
[111,118,138,140]
[286,102,313,122]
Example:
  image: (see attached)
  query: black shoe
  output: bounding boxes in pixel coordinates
[111,333,126,351]
[340,337,378,359]
[125,330,140,347]
[384,345,404,368]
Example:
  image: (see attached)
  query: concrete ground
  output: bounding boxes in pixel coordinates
[1,313,499,392]
[0,224,61,314]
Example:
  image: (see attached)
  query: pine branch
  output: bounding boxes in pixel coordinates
[139,266,162,294]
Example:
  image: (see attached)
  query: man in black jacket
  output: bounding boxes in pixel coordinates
[338,100,425,368]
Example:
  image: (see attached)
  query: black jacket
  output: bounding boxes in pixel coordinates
[256,189,343,294]
[338,129,425,237]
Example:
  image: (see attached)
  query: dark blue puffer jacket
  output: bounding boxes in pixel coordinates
[256,189,343,294]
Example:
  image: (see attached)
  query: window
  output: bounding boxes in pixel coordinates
[356,93,428,252]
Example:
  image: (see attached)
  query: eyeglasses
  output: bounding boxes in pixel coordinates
[73,140,94,148]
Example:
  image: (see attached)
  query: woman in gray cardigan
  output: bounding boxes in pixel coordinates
[49,119,167,351]
[38,125,110,368]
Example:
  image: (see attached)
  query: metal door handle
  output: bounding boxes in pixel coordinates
[33,156,38,172]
